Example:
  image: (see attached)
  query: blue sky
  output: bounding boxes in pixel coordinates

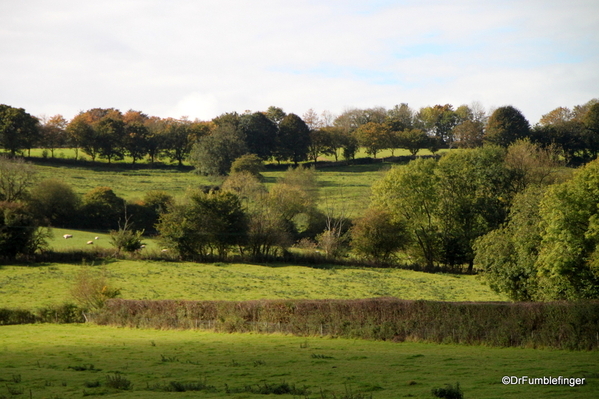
[1,0,597,123]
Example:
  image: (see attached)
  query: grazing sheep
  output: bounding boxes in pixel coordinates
[86,241,94,245]
[63,234,73,239]
[95,236,99,240]
[161,248,168,253]
[140,244,146,249]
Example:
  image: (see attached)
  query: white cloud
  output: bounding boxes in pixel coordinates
[0,0,597,123]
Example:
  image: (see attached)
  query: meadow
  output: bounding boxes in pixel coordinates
[2,151,594,398]
[1,324,597,399]
[0,259,507,310]
[30,149,402,214]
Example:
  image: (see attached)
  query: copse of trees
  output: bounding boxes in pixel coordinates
[475,157,599,300]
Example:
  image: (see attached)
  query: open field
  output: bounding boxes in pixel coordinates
[47,228,162,252]
[0,324,596,398]
[31,156,390,214]
[0,260,507,309]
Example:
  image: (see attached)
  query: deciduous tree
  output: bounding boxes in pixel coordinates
[484,106,530,147]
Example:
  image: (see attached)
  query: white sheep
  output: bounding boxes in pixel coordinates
[86,241,94,245]
[63,234,73,239]
[95,236,99,240]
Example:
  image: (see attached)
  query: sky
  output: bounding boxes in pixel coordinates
[1,0,598,124]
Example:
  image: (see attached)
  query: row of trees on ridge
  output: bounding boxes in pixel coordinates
[1,99,599,170]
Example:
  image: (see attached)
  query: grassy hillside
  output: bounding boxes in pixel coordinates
[0,260,507,309]
[31,153,393,212]
[0,324,596,398]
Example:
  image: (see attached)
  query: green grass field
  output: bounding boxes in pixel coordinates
[0,324,596,399]
[0,260,507,309]
[28,148,403,214]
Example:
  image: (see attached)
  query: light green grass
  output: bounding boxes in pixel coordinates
[34,163,208,201]
[0,260,507,309]
[0,324,596,398]
[48,228,161,252]
[32,156,392,213]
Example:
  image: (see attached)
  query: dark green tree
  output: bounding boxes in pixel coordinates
[0,202,48,258]
[190,123,247,176]
[275,113,311,165]
[372,158,441,268]
[123,122,149,164]
[80,187,125,230]
[26,179,80,227]
[96,117,126,163]
[415,104,457,146]
[162,118,193,166]
[397,128,429,157]
[239,112,277,159]
[0,104,39,156]
[484,106,530,147]
[474,186,545,301]
[158,191,247,259]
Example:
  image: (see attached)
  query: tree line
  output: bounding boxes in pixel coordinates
[1,99,599,169]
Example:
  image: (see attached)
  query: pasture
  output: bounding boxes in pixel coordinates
[0,260,507,310]
[31,153,395,213]
[0,324,596,398]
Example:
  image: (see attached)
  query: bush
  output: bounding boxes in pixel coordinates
[105,373,132,390]
[70,269,120,311]
[0,201,49,258]
[350,208,409,264]
[432,382,463,399]
[230,154,265,178]
[158,190,247,259]
[80,187,125,230]
[26,179,80,227]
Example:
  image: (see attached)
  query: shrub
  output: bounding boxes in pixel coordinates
[432,382,464,399]
[0,201,49,258]
[109,216,145,253]
[230,154,265,178]
[105,373,132,390]
[350,208,409,264]
[80,187,125,230]
[26,179,80,227]
[70,269,120,311]
[158,190,247,259]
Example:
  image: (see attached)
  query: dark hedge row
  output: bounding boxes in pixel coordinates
[92,298,599,350]
[0,303,84,325]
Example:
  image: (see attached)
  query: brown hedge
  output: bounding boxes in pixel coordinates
[92,298,599,350]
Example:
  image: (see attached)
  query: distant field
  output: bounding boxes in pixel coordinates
[48,228,162,251]
[0,324,596,399]
[0,260,508,309]
[31,156,393,213]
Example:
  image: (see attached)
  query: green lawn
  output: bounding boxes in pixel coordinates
[0,324,596,398]
[0,260,508,309]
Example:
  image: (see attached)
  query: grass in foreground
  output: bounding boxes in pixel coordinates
[0,324,596,398]
[0,260,508,309]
